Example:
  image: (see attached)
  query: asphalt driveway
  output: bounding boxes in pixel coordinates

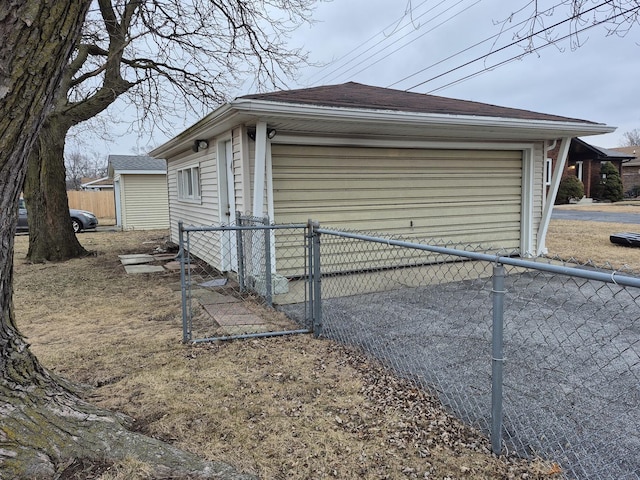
[552,208,640,224]
[280,266,640,479]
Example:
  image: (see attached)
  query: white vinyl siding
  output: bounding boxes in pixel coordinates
[166,129,244,271]
[532,141,544,252]
[272,145,523,250]
[167,148,218,224]
[119,174,169,230]
[232,127,247,215]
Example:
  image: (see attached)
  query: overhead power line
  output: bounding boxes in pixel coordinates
[386,0,568,88]
[303,0,435,85]
[421,4,640,94]
[325,0,482,85]
[404,0,635,92]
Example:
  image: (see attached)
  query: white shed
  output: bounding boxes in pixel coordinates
[151,82,614,271]
[107,155,169,230]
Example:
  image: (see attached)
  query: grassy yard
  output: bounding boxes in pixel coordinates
[13,215,634,479]
[546,203,640,271]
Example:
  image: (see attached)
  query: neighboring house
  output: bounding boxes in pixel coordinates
[80,176,114,191]
[150,81,613,271]
[613,146,640,194]
[107,155,169,230]
[546,138,635,200]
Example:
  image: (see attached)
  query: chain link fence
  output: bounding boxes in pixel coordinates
[178,217,310,343]
[280,225,640,480]
[178,219,640,478]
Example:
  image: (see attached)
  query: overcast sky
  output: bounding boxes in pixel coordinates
[92,0,640,156]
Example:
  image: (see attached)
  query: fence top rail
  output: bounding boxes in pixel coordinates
[314,227,640,289]
[180,223,307,232]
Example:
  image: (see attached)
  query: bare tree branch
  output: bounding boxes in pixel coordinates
[622,128,640,146]
[493,0,640,55]
[56,0,317,139]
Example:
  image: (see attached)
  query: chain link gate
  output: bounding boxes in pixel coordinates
[178,217,313,343]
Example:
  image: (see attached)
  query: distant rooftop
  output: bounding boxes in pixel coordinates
[108,155,166,175]
[613,146,640,166]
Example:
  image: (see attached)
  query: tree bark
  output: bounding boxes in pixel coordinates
[1,2,255,478]
[23,0,136,263]
[24,116,88,262]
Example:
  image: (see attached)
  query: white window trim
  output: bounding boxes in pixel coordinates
[177,165,201,203]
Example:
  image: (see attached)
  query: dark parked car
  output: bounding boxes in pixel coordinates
[17,198,98,233]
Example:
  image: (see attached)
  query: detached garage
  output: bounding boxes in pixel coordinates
[272,145,523,250]
[151,82,613,271]
[107,155,169,230]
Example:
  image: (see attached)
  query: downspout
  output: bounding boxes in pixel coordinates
[252,121,267,217]
[265,140,276,273]
[536,137,571,256]
[114,175,122,228]
[266,140,275,223]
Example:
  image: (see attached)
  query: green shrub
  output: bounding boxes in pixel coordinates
[555,176,584,204]
[594,161,624,202]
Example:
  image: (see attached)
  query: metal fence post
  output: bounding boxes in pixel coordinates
[306,220,314,329]
[311,221,322,337]
[263,216,273,307]
[236,212,245,293]
[178,221,190,343]
[491,263,506,455]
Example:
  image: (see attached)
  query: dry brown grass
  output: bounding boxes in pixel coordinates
[546,201,640,272]
[546,219,640,272]
[12,229,575,479]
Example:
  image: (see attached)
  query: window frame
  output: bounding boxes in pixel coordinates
[177,165,201,202]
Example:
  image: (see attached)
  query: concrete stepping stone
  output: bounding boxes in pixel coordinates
[124,264,165,274]
[119,254,155,265]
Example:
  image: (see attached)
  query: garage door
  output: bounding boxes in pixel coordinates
[272,145,522,251]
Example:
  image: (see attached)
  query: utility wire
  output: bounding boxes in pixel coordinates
[423,4,640,94]
[304,0,434,84]
[386,0,567,88]
[323,0,481,85]
[404,0,623,91]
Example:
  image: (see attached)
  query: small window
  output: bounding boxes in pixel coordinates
[545,158,553,186]
[177,166,200,201]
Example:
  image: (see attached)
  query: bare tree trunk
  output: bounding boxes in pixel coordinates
[0,2,255,478]
[24,116,88,262]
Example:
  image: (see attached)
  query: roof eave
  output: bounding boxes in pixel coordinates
[231,99,615,137]
[151,104,238,158]
[151,99,615,158]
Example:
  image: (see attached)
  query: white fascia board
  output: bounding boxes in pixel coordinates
[81,176,112,188]
[151,98,615,158]
[114,170,166,175]
[150,104,240,159]
[231,99,615,137]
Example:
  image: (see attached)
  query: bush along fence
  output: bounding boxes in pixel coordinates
[179,219,640,480]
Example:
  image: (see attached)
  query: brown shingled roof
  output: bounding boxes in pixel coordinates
[239,82,597,125]
[612,146,639,157]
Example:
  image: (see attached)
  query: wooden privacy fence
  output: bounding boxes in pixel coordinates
[67,190,115,219]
